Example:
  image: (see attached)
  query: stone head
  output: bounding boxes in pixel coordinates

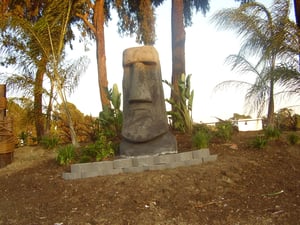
[122,46,169,143]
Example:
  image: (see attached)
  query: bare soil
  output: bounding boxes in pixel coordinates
[0,131,300,225]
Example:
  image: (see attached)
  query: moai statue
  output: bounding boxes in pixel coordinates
[120,46,177,156]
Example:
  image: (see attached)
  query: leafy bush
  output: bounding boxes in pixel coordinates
[40,135,60,149]
[56,145,75,165]
[192,131,211,149]
[264,126,281,140]
[80,135,115,162]
[214,120,235,142]
[287,133,299,145]
[192,124,213,148]
[251,135,268,149]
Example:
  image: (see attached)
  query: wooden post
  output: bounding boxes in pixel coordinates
[0,84,6,120]
[0,84,14,168]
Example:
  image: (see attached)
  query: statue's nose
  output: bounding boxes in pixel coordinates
[128,62,152,103]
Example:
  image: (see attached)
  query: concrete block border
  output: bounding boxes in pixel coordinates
[62,148,217,180]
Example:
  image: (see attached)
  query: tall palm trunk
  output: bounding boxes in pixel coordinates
[267,57,277,128]
[94,0,110,109]
[34,63,46,141]
[267,78,275,127]
[171,0,186,111]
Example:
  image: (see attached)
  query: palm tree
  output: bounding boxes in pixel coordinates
[114,0,158,45]
[170,0,209,115]
[0,0,87,144]
[275,62,300,96]
[215,54,299,119]
[1,13,48,139]
[74,0,160,111]
[211,0,299,127]
[0,0,68,140]
[46,0,90,147]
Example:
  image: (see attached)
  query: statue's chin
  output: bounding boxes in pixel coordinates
[122,118,167,143]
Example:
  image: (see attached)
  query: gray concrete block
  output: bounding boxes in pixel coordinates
[62,172,81,180]
[146,164,168,171]
[70,163,88,173]
[81,170,102,179]
[184,159,203,166]
[82,167,123,178]
[176,151,193,162]
[192,149,210,159]
[153,153,177,164]
[113,158,133,169]
[63,148,217,180]
[71,161,114,177]
[166,161,186,169]
[132,156,154,167]
[123,166,145,174]
[93,161,114,170]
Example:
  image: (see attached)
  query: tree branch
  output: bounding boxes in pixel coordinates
[76,12,96,34]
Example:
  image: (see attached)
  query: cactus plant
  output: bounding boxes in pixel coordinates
[99,84,123,138]
[164,74,194,133]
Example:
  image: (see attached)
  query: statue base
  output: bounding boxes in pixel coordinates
[120,131,177,157]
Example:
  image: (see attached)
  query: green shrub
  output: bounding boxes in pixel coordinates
[80,135,115,162]
[264,126,281,140]
[40,135,60,149]
[79,155,93,163]
[193,123,212,134]
[56,145,75,165]
[251,135,268,149]
[214,121,235,142]
[192,131,211,149]
[287,133,299,145]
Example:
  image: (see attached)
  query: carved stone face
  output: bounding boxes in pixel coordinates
[122,46,168,143]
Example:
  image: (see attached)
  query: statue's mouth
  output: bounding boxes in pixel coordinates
[128,102,152,112]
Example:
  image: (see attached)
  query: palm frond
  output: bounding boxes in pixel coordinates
[59,56,90,95]
[225,54,260,75]
[213,80,252,93]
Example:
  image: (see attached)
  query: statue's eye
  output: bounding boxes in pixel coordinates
[142,61,156,66]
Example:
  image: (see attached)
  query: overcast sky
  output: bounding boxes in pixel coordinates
[65,0,298,122]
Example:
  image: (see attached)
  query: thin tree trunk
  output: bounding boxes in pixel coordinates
[267,58,276,128]
[267,78,275,128]
[294,0,300,28]
[293,0,300,69]
[45,79,54,135]
[94,0,110,109]
[58,89,79,147]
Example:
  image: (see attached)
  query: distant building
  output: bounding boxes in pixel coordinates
[234,118,263,131]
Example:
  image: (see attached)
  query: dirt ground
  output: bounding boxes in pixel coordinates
[0,131,300,225]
